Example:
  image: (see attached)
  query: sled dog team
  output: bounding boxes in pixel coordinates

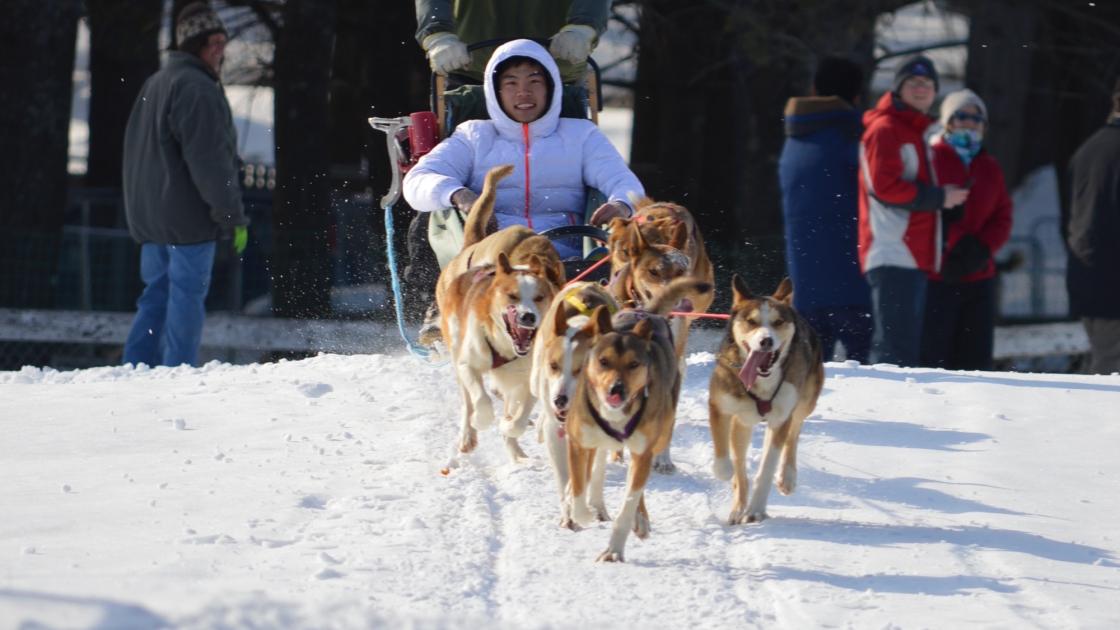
[436,165,825,562]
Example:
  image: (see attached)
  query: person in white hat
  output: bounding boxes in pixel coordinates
[921,89,1013,370]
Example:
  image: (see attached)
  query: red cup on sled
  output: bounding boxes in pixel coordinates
[408,111,439,160]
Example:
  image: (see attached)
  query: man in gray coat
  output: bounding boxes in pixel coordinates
[122,2,248,368]
[1064,77,1120,374]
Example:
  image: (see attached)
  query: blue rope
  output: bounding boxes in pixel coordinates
[383,201,433,359]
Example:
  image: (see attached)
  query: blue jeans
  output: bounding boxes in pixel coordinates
[866,266,927,367]
[123,242,216,367]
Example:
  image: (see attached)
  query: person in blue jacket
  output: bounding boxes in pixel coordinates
[778,56,872,363]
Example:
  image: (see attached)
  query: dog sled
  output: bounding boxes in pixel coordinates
[370,38,612,356]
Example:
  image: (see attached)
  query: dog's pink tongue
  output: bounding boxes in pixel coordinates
[606,392,625,407]
[738,351,770,391]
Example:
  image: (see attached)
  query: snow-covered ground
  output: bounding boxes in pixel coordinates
[2,338,1118,628]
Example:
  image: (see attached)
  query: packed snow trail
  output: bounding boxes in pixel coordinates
[2,351,1118,628]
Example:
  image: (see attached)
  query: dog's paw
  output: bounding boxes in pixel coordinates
[593,505,611,522]
[776,465,797,495]
[712,456,733,481]
[746,510,769,524]
[633,512,650,539]
[596,548,624,563]
[559,516,581,531]
[504,438,528,463]
[571,500,596,527]
[458,428,478,453]
[652,452,677,475]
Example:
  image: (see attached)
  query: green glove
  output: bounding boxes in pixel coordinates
[233,225,248,255]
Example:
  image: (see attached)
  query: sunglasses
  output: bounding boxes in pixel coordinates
[951,112,985,124]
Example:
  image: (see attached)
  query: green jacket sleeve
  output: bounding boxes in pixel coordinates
[567,0,610,34]
[415,0,455,45]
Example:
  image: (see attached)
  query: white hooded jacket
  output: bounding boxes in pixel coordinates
[402,39,643,258]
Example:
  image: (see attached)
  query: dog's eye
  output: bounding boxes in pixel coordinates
[573,367,581,376]
[628,360,640,369]
[598,357,609,367]
[533,295,544,303]
[648,267,660,278]
[549,361,559,372]
[772,318,785,327]
[507,292,518,301]
[747,318,759,326]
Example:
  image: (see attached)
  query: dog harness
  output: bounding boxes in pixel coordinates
[586,391,648,442]
[486,337,514,369]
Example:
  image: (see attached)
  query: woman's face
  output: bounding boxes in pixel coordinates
[947,104,985,135]
[899,75,936,113]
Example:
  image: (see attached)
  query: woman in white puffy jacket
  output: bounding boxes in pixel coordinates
[403,38,643,259]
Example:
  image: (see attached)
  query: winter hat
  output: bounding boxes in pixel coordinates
[938,89,988,127]
[892,55,939,94]
[176,2,227,50]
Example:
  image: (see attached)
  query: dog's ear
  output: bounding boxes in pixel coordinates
[545,260,565,288]
[731,274,753,308]
[496,251,513,274]
[608,217,633,262]
[773,277,794,304]
[555,303,572,336]
[633,318,654,341]
[668,221,688,250]
[625,221,648,259]
[591,304,613,335]
[526,253,545,276]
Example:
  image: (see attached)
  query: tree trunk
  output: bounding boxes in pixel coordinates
[0,0,82,307]
[271,0,337,319]
[964,1,1120,193]
[85,0,161,192]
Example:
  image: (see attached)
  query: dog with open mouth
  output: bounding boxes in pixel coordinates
[436,165,564,462]
[708,275,824,525]
[565,277,712,562]
[440,251,561,462]
[530,281,620,529]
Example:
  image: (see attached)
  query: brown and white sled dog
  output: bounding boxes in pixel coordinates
[708,275,823,525]
[606,201,715,473]
[566,278,712,561]
[437,166,564,462]
[530,281,619,529]
[608,199,716,353]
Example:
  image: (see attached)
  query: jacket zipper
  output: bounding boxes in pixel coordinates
[522,123,532,230]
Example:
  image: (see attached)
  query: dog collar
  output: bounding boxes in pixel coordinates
[586,391,647,442]
[565,293,616,317]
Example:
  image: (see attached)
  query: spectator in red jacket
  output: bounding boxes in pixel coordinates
[858,55,970,366]
[921,89,1013,370]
